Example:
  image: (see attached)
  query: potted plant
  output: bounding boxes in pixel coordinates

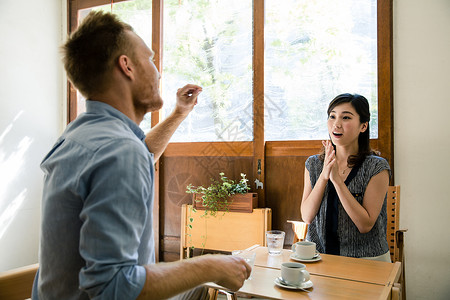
[186,172,257,217]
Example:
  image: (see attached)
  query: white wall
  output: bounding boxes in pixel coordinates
[394,0,450,299]
[0,0,64,271]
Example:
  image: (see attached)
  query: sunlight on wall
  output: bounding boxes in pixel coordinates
[0,111,22,142]
[0,190,27,239]
[0,111,34,240]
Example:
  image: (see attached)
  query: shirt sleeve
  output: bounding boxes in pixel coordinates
[305,155,313,173]
[305,155,321,188]
[368,156,391,180]
[77,138,151,300]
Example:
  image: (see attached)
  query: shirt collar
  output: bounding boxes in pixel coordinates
[85,100,146,142]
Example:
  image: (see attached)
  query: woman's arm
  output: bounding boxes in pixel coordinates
[331,169,389,233]
[301,167,328,223]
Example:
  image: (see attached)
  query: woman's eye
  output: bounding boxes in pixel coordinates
[343,116,351,120]
[329,115,336,119]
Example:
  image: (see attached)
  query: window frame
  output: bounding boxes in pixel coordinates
[67,0,394,188]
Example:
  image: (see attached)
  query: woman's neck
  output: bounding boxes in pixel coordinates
[335,144,359,167]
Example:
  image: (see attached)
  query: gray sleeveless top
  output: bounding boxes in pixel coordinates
[305,154,391,258]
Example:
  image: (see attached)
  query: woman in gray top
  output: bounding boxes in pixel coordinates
[301,94,391,262]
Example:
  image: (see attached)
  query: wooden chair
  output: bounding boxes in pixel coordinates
[391,283,402,300]
[180,204,271,259]
[0,263,38,300]
[287,220,308,243]
[181,204,271,300]
[387,185,407,300]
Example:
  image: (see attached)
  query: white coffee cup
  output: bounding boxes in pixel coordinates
[292,241,316,259]
[281,262,310,286]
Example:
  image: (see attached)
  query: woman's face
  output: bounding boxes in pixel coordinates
[327,102,367,147]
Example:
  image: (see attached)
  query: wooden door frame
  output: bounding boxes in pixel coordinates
[151,0,162,262]
[67,0,394,260]
[253,0,265,207]
[68,0,394,180]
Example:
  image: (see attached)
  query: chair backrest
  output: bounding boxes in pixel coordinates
[180,204,272,259]
[386,185,407,300]
[287,220,308,244]
[386,185,400,262]
[0,263,38,300]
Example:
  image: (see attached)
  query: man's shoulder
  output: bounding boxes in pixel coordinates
[65,114,143,151]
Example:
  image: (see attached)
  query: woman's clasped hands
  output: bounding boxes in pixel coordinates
[321,140,341,183]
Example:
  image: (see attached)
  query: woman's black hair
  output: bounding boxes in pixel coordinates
[319,93,378,167]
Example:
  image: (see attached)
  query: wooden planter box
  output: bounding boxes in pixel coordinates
[193,193,258,213]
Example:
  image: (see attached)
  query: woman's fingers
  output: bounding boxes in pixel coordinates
[321,140,336,181]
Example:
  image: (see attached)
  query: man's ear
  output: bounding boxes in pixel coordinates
[117,55,134,80]
[360,122,368,133]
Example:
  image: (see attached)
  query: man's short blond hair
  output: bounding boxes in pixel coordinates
[62,11,134,98]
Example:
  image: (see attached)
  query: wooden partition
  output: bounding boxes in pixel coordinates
[265,141,322,246]
[180,205,271,259]
[159,155,254,261]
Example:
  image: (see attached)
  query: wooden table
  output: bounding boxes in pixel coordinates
[206,246,401,300]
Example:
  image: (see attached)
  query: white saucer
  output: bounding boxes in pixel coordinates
[290,252,322,262]
[274,277,313,290]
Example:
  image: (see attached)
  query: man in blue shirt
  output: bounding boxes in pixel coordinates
[32,11,251,300]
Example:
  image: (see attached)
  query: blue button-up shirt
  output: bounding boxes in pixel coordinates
[32,101,155,300]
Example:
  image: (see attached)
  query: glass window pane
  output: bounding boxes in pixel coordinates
[77,0,153,131]
[162,0,253,142]
[265,0,378,141]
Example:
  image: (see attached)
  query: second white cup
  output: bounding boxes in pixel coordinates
[292,241,316,259]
